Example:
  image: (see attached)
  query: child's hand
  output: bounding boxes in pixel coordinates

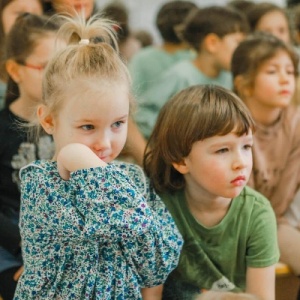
[57,143,106,180]
[13,266,24,281]
[141,285,163,300]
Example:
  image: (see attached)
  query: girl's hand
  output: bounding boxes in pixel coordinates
[141,285,163,300]
[57,143,106,180]
[13,266,24,281]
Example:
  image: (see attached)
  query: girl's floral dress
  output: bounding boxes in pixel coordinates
[14,161,183,299]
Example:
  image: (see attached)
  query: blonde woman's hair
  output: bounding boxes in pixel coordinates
[41,13,132,120]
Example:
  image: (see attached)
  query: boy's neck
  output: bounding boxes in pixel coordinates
[193,53,222,78]
[184,187,232,227]
[243,98,283,126]
[160,42,190,54]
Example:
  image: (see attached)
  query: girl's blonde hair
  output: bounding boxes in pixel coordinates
[41,13,132,120]
[144,84,255,193]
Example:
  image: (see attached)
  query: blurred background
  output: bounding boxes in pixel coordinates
[97,0,287,43]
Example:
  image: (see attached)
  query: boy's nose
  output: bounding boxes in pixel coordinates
[232,153,247,170]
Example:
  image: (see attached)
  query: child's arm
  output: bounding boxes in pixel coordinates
[196,291,260,299]
[57,143,106,180]
[245,265,275,300]
[141,285,163,300]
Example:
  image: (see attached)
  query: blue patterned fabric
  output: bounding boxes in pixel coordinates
[14,161,183,299]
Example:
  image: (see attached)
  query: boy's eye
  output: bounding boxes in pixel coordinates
[81,125,94,130]
[244,144,253,150]
[216,148,228,154]
[111,121,124,129]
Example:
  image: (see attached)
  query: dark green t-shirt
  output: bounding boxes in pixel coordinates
[161,186,279,299]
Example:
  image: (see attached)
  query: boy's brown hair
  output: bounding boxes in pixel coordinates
[180,6,250,51]
[144,84,255,193]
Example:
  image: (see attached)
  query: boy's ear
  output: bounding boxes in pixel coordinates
[204,33,221,53]
[37,104,54,135]
[5,59,22,83]
[172,160,189,175]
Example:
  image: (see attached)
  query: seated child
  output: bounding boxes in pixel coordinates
[144,84,279,300]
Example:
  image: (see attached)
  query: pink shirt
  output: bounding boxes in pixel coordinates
[248,105,300,219]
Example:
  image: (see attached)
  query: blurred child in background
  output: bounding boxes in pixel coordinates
[232,32,300,297]
[0,13,59,300]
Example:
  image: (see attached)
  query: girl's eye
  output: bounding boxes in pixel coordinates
[112,121,124,129]
[287,69,295,75]
[216,148,228,154]
[81,125,94,130]
[244,144,253,150]
[266,69,276,74]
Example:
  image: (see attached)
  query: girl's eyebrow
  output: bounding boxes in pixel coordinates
[73,114,129,124]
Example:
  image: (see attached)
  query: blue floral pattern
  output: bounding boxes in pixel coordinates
[14,161,183,299]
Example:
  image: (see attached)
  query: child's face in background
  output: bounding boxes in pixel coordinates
[52,0,94,19]
[16,34,57,105]
[215,32,245,71]
[250,50,295,109]
[2,0,42,34]
[51,81,129,162]
[255,10,290,44]
[178,131,253,200]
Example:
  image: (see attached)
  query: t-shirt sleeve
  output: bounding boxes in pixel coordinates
[246,193,280,268]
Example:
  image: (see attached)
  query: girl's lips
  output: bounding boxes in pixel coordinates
[279,90,291,95]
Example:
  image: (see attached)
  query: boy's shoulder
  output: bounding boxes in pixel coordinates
[241,185,268,200]
[239,186,273,211]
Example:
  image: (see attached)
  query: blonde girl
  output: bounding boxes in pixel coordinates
[14,14,182,299]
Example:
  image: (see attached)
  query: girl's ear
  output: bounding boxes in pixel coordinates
[172,160,189,175]
[37,104,54,135]
[5,59,22,83]
[234,75,252,98]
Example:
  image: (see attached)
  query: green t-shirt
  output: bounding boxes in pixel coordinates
[161,186,279,299]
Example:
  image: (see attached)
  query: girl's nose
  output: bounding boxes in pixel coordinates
[279,71,290,83]
[93,134,110,151]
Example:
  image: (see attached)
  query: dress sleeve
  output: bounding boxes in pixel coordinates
[115,163,183,286]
